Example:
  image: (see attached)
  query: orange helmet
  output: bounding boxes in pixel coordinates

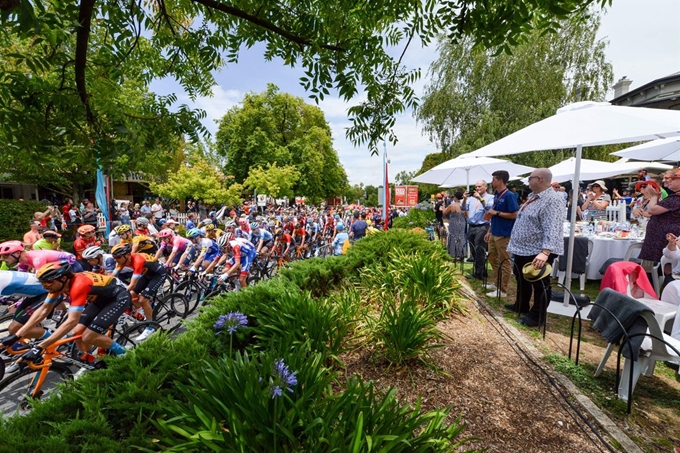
[78,225,96,235]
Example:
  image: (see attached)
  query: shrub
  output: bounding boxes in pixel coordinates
[391,202,435,230]
[0,199,51,241]
[150,348,480,452]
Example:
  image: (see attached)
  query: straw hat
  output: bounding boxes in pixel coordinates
[522,262,552,282]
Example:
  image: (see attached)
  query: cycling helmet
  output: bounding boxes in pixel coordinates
[267,220,276,227]
[157,229,175,239]
[204,224,215,231]
[36,261,73,282]
[78,225,96,235]
[111,243,132,257]
[114,224,131,235]
[0,241,24,255]
[209,211,216,217]
[186,228,204,239]
[158,219,166,226]
[238,217,248,225]
[225,220,236,228]
[200,219,213,227]
[274,228,283,237]
[217,232,233,247]
[82,246,104,260]
[250,222,259,230]
[136,217,149,227]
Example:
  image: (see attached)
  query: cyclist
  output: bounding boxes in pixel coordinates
[235,217,251,241]
[292,222,307,257]
[115,223,158,255]
[31,230,62,251]
[0,240,82,273]
[0,270,53,339]
[1,262,130,361]
[252,222,274,256]
[73,225,100,261]
[158,229,193,269]
[184,228,221,273]
[273,228,293,259]
[215,233,257,289]
[204,223,224,241]
[110,243,165,341]
[82,246,126,277]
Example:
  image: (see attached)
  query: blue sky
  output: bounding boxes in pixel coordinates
[151,0,680,186]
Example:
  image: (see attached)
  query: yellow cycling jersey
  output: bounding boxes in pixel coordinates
[121,234,157,253]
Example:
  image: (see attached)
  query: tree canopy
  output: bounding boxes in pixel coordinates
[1,0,610,163]
[215,84,348,203]
[415,12,614,170]
[243,162,299,200]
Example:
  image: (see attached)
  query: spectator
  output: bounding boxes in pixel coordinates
[506,168,564,328]
[638,169,651,181]
[109,221,122,248]
[168,203,179,220]
[582,180,610,221]
[639,169,680,263]
[551,182,568,204]
[140,200,152,215]
[32,230,61,251]
[131,203,142,220]
[484,170,519,298]
[186,212,196,230]
[349,211,368,240]
[119,202,131,225]
[434,193,445,240]
[151,198,164,226]
[62,199,73,226]
[443,190,466,261]
[82,200,98,227]
[463,180,494,281]
[23,221,42,249]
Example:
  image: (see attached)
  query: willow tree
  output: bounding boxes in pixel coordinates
[416,12,614,171]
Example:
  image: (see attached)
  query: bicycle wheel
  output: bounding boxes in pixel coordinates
[152,293,188,332]
[174,280,204,315]
[156,273,176,300]
[0,363,73,416]
[115,321,163,349]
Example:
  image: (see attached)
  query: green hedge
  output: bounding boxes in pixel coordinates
[0,230,471,453]
[391,202,436,230]
[0,199,52,242]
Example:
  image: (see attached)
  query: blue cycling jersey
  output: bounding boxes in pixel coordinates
[0,270,47,297]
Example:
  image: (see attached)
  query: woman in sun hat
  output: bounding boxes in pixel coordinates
[582,180,611,221]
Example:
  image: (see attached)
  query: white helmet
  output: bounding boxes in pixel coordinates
[136,217,150,226]
[82,246,104,260]
[217,232,233,247]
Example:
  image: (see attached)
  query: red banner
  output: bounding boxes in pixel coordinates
[394,186,407,206]
[406,186,418,206]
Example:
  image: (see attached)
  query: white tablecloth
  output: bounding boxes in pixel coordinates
[585,236,642,280]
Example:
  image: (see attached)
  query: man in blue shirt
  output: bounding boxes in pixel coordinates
[349,211,368,240]
[463,180,494,280]
[484,171,519,298]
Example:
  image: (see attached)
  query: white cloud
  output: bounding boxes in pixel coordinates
[178,86,243,132]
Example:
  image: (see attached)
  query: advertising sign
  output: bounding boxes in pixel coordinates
[406,186,419,206]
[394,186,407,206]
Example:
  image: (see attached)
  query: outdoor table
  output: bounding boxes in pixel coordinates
[562,230,643,280]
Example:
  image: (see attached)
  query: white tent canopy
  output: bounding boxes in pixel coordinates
[411,155,534,188]
[612,137,680,162]
[468,101,680,304]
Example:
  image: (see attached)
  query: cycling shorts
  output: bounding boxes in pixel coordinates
[78,286,132,334]
[239,250,257,276]
[133,266,167,299]
[204,250,220,264]
[12,293,51,325]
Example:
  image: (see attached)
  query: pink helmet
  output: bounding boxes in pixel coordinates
[238,217,248,226]
[0,240,24,255]
[157,229,175,239]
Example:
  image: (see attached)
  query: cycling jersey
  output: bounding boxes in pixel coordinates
[234,228,251,241]
[293,227,306,242]
[195,238,219,263]
[18,250,77,273]
[94,253,131,275]
[226,238,257,276]
[159,235,190,256]
[252,229,274,244]
[113,253,163,279]
[73,236,98,260]
[0,270,47,297]
[44,272,126,312]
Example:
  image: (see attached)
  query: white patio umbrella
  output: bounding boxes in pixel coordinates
[612,137,680,162]
[529,157,669,184]
[411,155,534,189]
[468,101,680,303]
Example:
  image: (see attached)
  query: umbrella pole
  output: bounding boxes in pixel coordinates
[563,145,581,306]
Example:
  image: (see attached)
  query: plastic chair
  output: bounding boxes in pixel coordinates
[555,238,593,291]
[617,311,680,401]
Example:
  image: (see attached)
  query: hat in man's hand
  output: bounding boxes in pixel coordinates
[522,262,552,282]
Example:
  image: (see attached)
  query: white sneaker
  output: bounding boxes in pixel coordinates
[486,290,507,298]
[4,362,19,374]
[134,327,155,342]
[483,283,497,291]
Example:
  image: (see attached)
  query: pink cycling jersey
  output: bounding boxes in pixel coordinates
[18,250,76,273]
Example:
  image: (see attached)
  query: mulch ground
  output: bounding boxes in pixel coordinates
[340,293,616,453]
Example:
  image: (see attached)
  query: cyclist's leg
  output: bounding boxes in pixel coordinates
[82,290,132,354]
[132,275,154,321]
[9,295,52,339]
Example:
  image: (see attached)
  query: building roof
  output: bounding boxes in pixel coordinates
[610,71,680,107]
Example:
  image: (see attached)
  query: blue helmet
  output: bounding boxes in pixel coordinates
[186,228,204,239]
[209,211,216,217]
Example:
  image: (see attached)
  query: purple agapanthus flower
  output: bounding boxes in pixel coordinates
[269,359,297,399]
[214,311,248,335]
